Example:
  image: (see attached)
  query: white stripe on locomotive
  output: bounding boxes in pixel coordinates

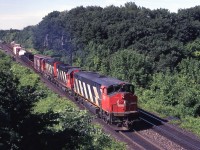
[50,65,53,74]
[79,80,84,96]
[74,79,78,93]
[62,71,64,82]
[74,78,76,92]
[61,71,64,81]
[93,86,100,106]
[87,84,94,103]
[75,79,80,94]
[64,72,67,83]
[82,82,89,99]
[56,69,59,79]
[63,71,65,81]
[59,70,61,80]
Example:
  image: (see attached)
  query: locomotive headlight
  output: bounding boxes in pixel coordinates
[124,100,127,106]
[117,99,126,106]
[119,99,124,104]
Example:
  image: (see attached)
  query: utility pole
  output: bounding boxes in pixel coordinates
[61,32,73,66]
[61,33,64,50]
[44,34,49,47]
[69,38,73,66]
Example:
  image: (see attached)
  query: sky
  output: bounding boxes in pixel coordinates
[0,0,200,30]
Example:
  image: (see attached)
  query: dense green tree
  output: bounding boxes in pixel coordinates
[139,58,200,118]
[0,53,45,149]
[185,38,200,57]
[109,49,152,87]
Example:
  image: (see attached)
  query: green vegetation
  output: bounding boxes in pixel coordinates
[1,2,200,137]
[180,117,200,136]
[0,27,34,48]
[138,58,200,135]
[0,51,125,149]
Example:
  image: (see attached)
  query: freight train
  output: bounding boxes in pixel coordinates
[10,42,139,129]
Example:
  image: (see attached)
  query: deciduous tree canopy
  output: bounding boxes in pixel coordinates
[1,2,200,136]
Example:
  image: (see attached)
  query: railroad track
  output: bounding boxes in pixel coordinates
[139,109,200,150]
[119,130,162,150]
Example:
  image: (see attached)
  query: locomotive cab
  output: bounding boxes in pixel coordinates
[101,83,139,127]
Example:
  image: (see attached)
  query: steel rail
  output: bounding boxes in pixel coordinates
[139,110,200,150]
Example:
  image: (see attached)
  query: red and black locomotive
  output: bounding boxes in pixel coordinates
[74,71,139,127]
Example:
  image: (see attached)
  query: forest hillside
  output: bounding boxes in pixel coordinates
[1,2,200,135]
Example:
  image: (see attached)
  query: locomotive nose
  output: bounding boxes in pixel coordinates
[122,92,137,110]
[123,92,131,99]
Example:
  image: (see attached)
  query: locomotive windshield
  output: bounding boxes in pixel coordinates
[107,84,120,94]
[107,84,134,95]
[121,84,134,94]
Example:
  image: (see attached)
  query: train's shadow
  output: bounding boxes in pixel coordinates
[116,109,169,132]
[132,108,168,131]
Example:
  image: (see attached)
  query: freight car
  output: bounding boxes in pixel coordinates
[13,43,21,56]
[10,42,139,129]
[21,52,34,67]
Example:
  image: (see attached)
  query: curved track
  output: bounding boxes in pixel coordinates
[139,109,200,150]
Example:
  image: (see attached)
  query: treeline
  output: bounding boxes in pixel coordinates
[0,26,34,48]
[0,51,125,150]
[1,2,200,134]
[1,3,200,82]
